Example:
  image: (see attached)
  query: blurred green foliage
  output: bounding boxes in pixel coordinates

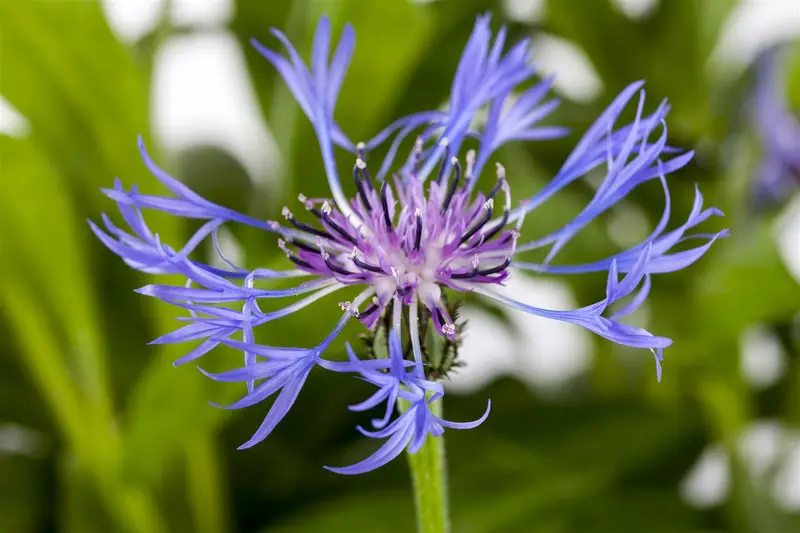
[1,0,800,532]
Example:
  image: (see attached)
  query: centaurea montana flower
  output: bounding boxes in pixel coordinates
[750,46,800,208]
[92,15,727,474]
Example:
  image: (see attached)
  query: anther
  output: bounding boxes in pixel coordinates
[465,150,476,181]
[442,323,456,337]
[321,201,332,215]
[277,239,290,256]
[281,206,292,219]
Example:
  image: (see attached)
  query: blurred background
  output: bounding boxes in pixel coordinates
[2,0,800,531]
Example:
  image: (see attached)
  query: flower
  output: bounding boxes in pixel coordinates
[92,14,726,473]
[749,46,800,209]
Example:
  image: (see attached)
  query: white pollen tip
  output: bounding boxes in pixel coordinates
[356,158,367,169]
[372,296,380,305]
[281,206,292,219]
[297,193,307,203]
[484,198,494,210]
[339,301,351,311]
[442,323,456,336]
[356,141,366,150]
[321,201,332,215]
[450,156,458,166]
[414,207,422,217]
[466,149,476,163]
[495,162,506,179]
[350,246,360,259]
[267,220,280,230]
[439,137,449,147]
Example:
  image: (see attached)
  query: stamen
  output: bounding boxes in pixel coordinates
[291,239,320,254]
[465,149,476,182]
[323,253,354,276]
[306,202,358,246]
[380,181,394,231]
[279,239,314,269]
[478,208,510,244]
[352,162,373,213]
[352,254,385,273]
[413,208,423,251]
[356,141,366,160]
[474,256,512,276]
[282,207,330,239]
[441,323,456,337]
[435,144,452,183]
[277,239,290,256]
[459,199,494,245]
[356,157,374,190]
[359,302,379,319]
[340,301,361,316]
[442,159,462,212]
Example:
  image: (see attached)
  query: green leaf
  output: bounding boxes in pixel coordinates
[0,1,150,206]
[0,137,112,426]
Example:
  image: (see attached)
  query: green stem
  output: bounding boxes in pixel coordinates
[406,397,450,533]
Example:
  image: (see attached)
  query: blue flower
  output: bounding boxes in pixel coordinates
[92,14,725,473]
[750,46,800,209]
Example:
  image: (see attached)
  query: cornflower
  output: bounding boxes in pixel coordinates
[92,14,726,473]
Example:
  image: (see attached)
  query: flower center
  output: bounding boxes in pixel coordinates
[274,144,518,337]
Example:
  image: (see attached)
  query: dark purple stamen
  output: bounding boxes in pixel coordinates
[442,160,462,212]
[413,212,423,251]
[323,254,355,276]
[318,212,359,245]
[475,257,511,276]
[380,181,394,231]
[353,255,385,273]
[353,163,373,212]
[473,208,509,245]
[359,303,379,319]
[288,255,314,269]
[487,177,505,201]
[286,214,331,239]
[436,145,451,183]
[291,239,321,254]
[459,203,493,245]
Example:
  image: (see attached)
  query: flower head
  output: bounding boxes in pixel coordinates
[750,46,800,209]
[92,14,725,473]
